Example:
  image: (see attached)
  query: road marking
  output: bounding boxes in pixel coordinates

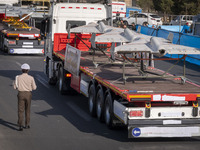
[65,101,91,122]
[15,62,22,67]
[36,74,50,88]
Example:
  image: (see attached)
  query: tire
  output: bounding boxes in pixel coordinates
[58,66,65,94]
[58,66,72,95]
[96,86,105,122]
[88,84,96,117]
[142,22,149,26]
[104,92,115,129]
[0,34,5,52]
[45,57,56,85]
[48,77,57,85]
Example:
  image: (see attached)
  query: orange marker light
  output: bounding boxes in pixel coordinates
[66,73,72,77]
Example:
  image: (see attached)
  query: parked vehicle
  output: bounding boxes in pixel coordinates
[170,15,194,26]
[190,14,200,36]
[122,13,162,26]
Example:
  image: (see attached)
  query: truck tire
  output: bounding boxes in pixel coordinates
[0,34,5,52]
[58,66,65,94]
[142,22,149,26]
[104,92,114,129]
[45,57,57,85]
[96,86,105,122]
[58,66,72,94]
[88,84,96,117]
[48,77,57,85]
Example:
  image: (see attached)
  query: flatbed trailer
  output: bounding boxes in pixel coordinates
[0,21,44,54]
[44,32,200,138]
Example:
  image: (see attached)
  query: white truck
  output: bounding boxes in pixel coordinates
[49,2,109,40]
[0,0,19,5]
[111,1,126,18]
[41,1,111,56]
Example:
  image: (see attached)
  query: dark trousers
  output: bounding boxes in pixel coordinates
[17,91,32,126]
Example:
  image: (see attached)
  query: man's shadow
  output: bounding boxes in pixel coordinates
[0,119,19,131]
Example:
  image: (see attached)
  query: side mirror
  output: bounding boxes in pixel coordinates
[67,24,71,39]
[40,18,49,38]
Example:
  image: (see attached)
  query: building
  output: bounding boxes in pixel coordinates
[20,0,50,9]
[112,0,138,7]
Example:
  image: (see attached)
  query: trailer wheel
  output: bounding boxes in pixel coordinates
[0,34,4,51]
[142,22,149,26]
[96,86,104,122]
[88,84,96,117]
[104,92,114,129]
[48,77,57,85]
[58,66,65,94]
[59,66,74,95]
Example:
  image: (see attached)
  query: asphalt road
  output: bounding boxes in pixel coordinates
[0,51,200,150]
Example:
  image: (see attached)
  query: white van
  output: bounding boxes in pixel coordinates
[52,3,107,38]
[170,15,194,26]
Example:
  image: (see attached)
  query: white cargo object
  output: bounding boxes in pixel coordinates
[0,0,19,5]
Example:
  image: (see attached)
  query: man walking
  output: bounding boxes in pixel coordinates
[13,63,37,131]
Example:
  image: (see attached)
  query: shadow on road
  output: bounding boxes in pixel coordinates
[0,119,18,131]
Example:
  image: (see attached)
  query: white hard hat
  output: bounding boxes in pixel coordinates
[21,63,30,70]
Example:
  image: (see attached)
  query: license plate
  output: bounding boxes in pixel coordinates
[23,42,33,45]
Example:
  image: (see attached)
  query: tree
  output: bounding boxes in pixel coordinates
[137,0,154,13]
[143,0,200,15]
[160,0,174,22]
[171,0,199,15]
[183,2,195,15]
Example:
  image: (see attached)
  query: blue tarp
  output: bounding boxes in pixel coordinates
[159,25,183,32]
[136,25,200,66]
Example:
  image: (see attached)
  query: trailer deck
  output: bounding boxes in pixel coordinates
[2,27,40,34]
[0,22,40,36]
[52,33,200,102]
[54,49,200,96]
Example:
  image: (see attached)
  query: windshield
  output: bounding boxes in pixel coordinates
[66,21,86,29]
[150,15,160,18]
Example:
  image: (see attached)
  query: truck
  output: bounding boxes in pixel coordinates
[42,1,200,138]
[0,17,44,54]
[0,0,19,5]
[111,1,126,18]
